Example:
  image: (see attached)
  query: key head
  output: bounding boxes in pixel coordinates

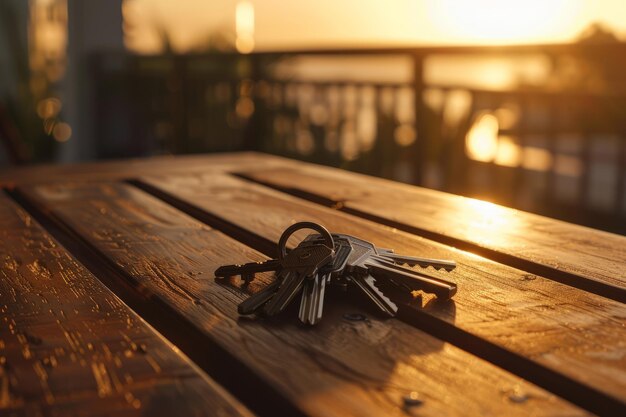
[338,234,378,270]
[303,233,375,270]
[281,244,334,277]
[327,238,352,273]
[301,234,352,275]
[278,221,334,262]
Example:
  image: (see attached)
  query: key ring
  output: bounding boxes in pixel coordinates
[278,221,334,261]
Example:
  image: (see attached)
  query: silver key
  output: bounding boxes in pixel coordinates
[238,280,280,315]
[350,273,398,316]
[298,273,328,325]
[307,234,398,315]
[295,234,353,324]
[340,234,457,300]
[364,257,457,299]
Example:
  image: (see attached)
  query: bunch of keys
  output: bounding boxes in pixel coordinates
[215,222,457,325]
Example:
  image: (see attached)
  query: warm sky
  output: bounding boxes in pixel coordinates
[122,0,626,53]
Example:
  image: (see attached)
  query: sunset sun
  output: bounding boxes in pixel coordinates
[427,0,583,44]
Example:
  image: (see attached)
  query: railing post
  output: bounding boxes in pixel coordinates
[616,122,626,223]
[412,52,425,185]
[243,53,262,151]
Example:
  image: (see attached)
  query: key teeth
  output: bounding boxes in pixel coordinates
[376,254,456,272]
[386,260,455,272]
[418,264,456,272]
[371,279,398,316]
[350,274,398,317]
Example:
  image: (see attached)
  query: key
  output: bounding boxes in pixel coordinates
[238,280,281,315]
[339,234,457,300]
[329,233,456,271]
[328,233,456,272]
[364,258,457,299]
[350,273,398,316]
[306,234,398,315]
[293,233,352,324]
[262,222,337,318]
[215,259,280,284]
[262,243,334,316]
[298,273,328,325]
[219,222,338,323]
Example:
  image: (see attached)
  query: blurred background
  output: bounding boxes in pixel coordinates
[1,0,625,234]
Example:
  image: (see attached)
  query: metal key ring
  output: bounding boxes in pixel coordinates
[278,222,334,261]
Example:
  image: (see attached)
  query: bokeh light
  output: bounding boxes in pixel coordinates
[466,113,499,162]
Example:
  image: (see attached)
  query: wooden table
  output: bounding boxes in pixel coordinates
[0,152,624,417]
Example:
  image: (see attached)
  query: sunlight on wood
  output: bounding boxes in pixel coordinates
[460,199,522,247]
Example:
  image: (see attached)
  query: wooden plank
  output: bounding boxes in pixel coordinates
[136,173,626,414]
[0,193,253,417]
[17,182,589,417]
[237,163,626,299]
[0,152,284,186]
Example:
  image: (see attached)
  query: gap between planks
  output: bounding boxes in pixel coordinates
[127,176,625,416]
[5,188,307,417]
[0,191,254,417]
[11,186,596,415]
[234,172,626,304]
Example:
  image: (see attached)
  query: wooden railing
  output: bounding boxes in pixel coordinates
[90,44,626,233]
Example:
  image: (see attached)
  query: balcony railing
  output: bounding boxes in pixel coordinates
[90,43,626,234]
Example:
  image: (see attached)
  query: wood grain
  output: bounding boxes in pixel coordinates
[137,173,626,414]
[238,163,626,299]
[0,193,253,417]
[18,182,589,417]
